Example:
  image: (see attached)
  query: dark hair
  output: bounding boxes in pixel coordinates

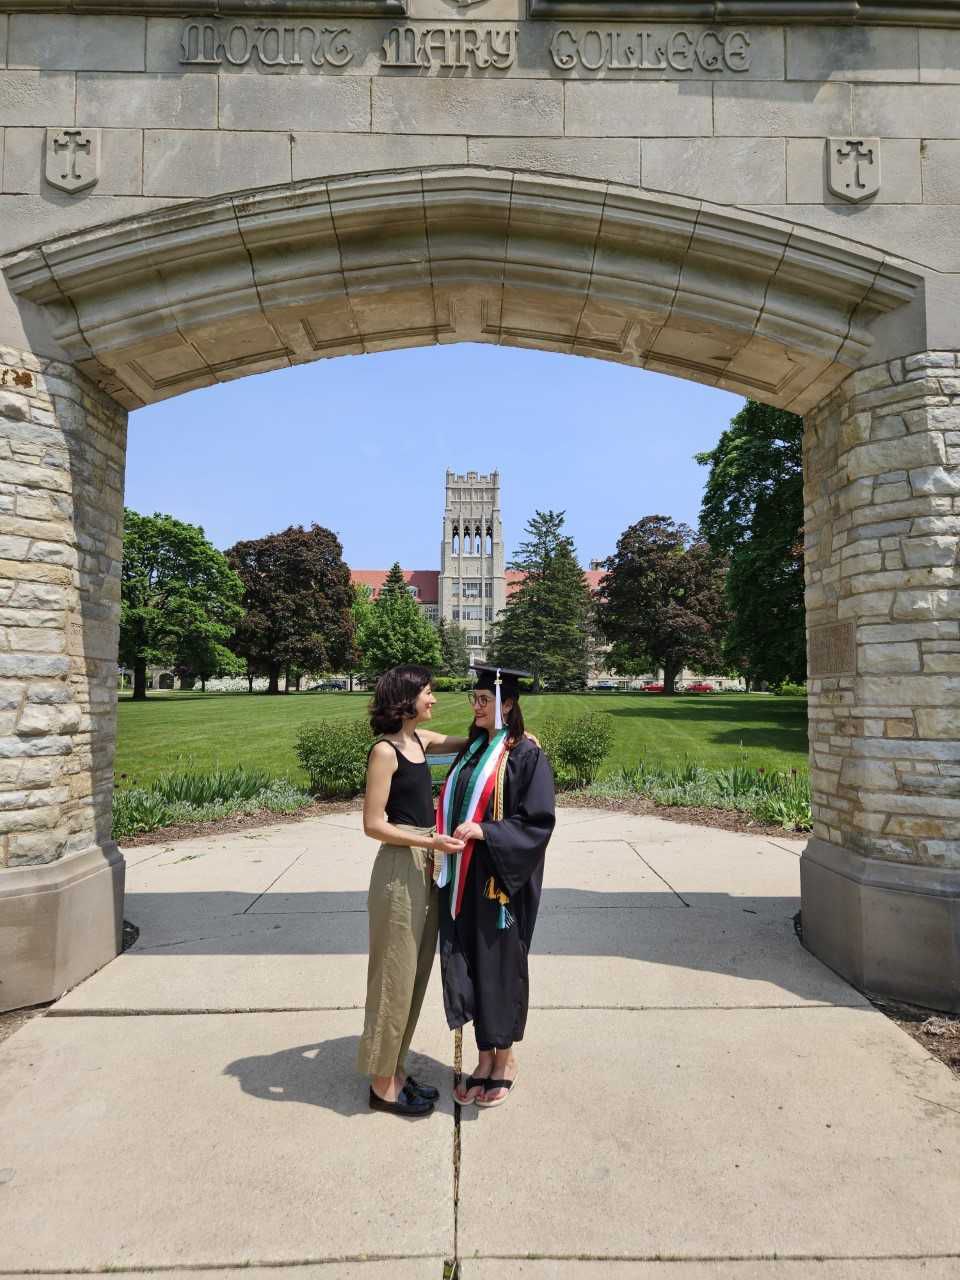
[462,694,525,753]
[369,665,432,735]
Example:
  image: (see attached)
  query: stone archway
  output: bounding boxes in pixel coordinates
[1,0,959,1013]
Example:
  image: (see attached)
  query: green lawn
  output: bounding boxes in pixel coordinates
[115,690,808,788]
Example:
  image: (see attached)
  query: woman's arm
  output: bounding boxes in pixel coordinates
[363,741,464,853]
[419,729,469,754]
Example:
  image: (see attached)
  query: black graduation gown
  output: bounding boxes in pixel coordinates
[439,736,556,1049]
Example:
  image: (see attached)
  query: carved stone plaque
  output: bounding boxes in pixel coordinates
[827,138,881,204]
[809,621,857,677]
[45,128,101,194]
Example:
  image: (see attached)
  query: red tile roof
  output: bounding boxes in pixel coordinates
[351,569,440,604]
[352,567,603,606]
[507,568,605,594]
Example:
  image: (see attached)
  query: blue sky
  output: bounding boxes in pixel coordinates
[126,344,743,569]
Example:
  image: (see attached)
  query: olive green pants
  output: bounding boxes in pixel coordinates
[357,829,440,1078]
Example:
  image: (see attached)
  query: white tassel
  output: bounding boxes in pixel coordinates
[494,668,503,731]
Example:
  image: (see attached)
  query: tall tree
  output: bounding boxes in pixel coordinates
[347,583,375,690]
[491,510,592,691]
[436,616,470,677]
[355,562,442,676]
[596,515,727,695]
[227,523,354,695]
[120,509,245,702]
[696,401,805,688]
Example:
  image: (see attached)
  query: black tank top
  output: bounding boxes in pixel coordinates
[381,734,435,828]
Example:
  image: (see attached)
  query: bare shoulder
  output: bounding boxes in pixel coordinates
[368,739,398,766]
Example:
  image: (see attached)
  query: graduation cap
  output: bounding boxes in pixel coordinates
[470,664,532,730]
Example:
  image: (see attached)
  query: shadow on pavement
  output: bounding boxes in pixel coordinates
[223,1035,453,1116]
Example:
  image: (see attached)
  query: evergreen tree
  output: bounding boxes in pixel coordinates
[597,515,727,695]
[436,616,470,676]
[491,510,592,691]
[696,401,805,687]
[356,563,442,676]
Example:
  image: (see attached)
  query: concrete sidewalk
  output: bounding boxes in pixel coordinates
[2,808,959,1278]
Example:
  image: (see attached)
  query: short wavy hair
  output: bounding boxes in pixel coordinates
[369,664,433,735]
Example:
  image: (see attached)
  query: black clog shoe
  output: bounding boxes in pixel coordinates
[404,1075,440,1102]
[368,1085,434,1117]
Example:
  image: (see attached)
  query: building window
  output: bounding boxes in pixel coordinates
[452,609,460,621]
[485,606,493,621]
[462,606,481,621]
[467,634,482,647]
[452,529,459,555]
[463,580,480,599]
[451,582,460,597]
[484,581,493,597]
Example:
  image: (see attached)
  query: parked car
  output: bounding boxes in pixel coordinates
[686,682,715,693]
[643,683,664,693]
[307,679,348,692]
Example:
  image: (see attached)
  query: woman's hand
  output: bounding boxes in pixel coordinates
[452,820,484,843]
[432,833,466,854]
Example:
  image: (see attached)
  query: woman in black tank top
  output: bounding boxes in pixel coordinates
[358,664,471,1117]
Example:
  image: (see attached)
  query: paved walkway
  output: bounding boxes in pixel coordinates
[2,808,960,1278]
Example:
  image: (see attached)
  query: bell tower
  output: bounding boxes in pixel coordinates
[439,471,506,665]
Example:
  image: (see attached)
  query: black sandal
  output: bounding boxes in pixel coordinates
[453,1074,488,1105]
[476,1068,519,1108]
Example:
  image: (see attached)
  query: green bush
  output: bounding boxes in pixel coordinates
[296,718,374,798]
[430,675,474,692]
[539,712,615,788]
[587,757,812,832]
[775,680,807,697]
[112,768,312,839]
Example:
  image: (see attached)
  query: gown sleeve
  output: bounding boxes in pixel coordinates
[479,743,555,899]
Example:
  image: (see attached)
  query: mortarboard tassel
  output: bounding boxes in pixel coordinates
[494,667,503,731]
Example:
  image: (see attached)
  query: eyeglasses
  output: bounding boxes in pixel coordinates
[467,693,494,707]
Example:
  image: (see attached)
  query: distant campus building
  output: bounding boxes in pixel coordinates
[352,469,603,666]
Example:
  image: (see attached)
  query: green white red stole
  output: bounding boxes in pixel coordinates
[435,728,509,918]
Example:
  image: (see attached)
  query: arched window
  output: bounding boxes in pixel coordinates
[452,526,459,555]
[475,526,482,553]
[486,527,493,556]
[464,532,472,555]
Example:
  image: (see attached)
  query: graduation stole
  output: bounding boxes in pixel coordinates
[435,729,509,920]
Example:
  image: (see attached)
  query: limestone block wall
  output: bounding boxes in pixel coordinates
[804,353,960,868]
[0,347,125,871]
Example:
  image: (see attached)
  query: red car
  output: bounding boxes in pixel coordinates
[643,683,664,692]
[686,682,715,693]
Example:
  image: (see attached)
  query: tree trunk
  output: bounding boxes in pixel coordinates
[200,677,206,693]
[295,673,302,692]
[349,672,354,692]
[133,659,148,701]
[247,673,254,694]
[268,664,281,695]
[663,660,679,695]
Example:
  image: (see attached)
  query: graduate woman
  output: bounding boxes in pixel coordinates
[358,664,467,1118]
[436,665,556,1108]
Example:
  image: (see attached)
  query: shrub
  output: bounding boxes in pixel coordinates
[430,675,474,692]
[112,768,312,838]
[296,718,373,798]
[586,757,812,832]
[775,680,807,697]
[539,712,615,788]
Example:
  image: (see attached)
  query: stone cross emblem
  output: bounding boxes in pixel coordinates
[827,137,881,203]
[44,128,101,194]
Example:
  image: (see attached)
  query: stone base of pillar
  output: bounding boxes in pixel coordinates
[800,839,960,1013]
[0,846,125,1012]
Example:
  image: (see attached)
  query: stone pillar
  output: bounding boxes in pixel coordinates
[0,347,126,1012]
[801,353,960,1012]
